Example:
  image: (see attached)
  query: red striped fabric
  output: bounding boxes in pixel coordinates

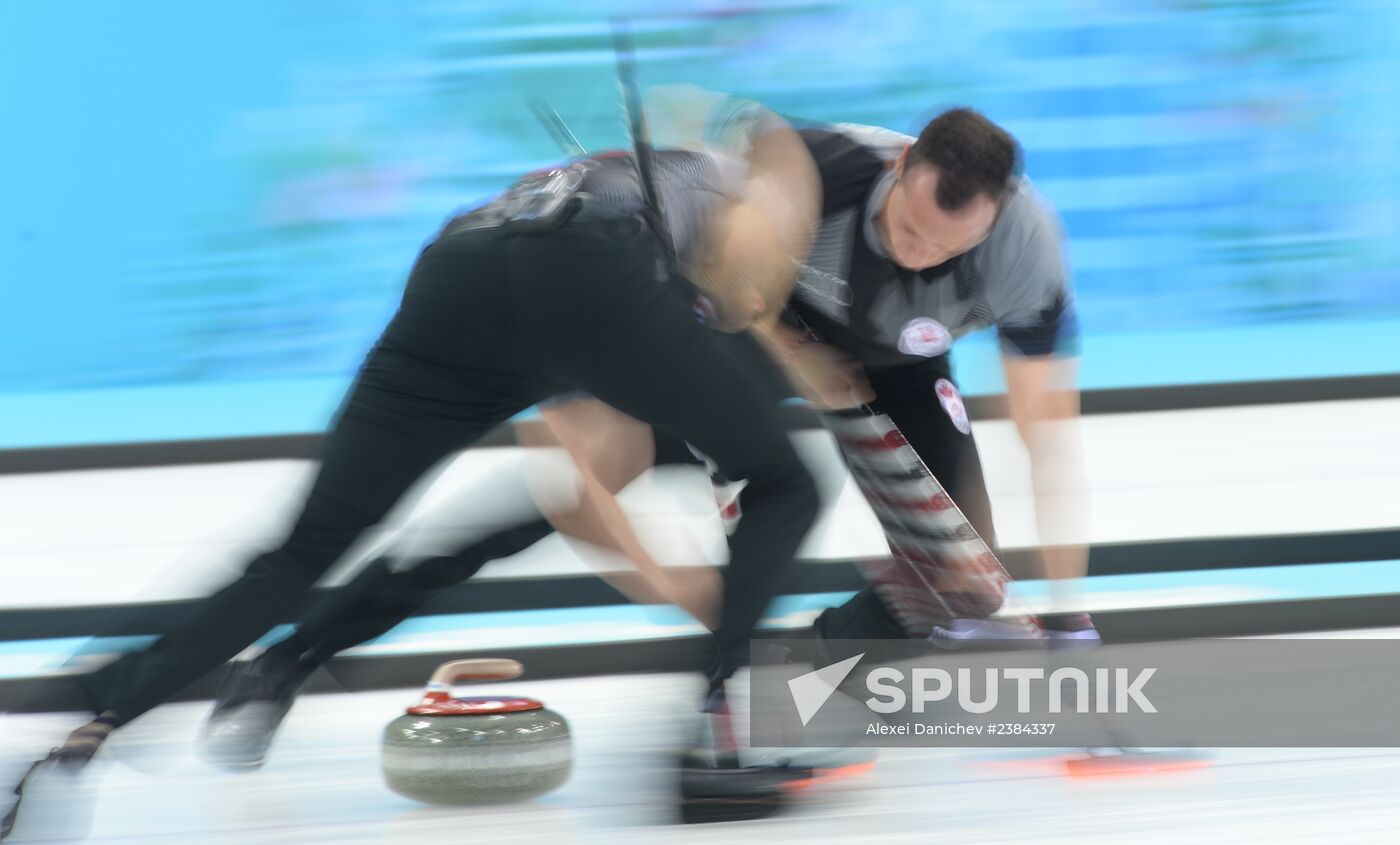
[822,411,1033,638]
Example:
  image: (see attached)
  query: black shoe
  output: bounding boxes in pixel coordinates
[809,610,922,669]
[1,752,98,843]
[198,639,317,772]
[0,713,119,842]
[676,683,810,824]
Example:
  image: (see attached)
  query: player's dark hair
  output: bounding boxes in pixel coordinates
[907,108,1021,212]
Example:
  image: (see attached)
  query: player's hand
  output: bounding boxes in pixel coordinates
[787,341,874,409]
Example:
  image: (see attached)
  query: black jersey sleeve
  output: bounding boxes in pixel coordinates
[797,128,889,216]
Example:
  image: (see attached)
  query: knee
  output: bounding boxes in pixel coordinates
[746,452,820,520]
[787,460,821,518]
[244,543,333,591]
[396,554,483,591]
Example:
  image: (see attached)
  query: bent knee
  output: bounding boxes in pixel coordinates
[744,452,820,515]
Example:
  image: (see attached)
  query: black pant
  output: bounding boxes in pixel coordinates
[82,205,818,722]
[284,426,705,664]
[817,354,999,640]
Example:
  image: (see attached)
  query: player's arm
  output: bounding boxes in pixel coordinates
[993,203,1089,608]
[648,90,906,415]
[666,90,873,406]
[732,110,856,403]
[1001,351,1088,594]
[741,110,821,259]
[648,85,820,318]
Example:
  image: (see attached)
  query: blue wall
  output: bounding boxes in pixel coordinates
[3,0,1399,446]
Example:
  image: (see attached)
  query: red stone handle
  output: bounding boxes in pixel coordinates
[427,658,523,691]
[408,659,535,715]
[428,660,523,685]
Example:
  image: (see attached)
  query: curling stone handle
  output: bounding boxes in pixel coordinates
[426,659,523,693]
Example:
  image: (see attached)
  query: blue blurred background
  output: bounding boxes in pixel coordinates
[3,0,1399,448]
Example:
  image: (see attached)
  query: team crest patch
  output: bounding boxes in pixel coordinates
[935,378,971,435]
[897,318,952,357]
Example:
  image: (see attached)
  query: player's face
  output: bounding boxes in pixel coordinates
[880,161,998,271]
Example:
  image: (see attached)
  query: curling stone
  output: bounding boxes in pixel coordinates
[381,658,571,805]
